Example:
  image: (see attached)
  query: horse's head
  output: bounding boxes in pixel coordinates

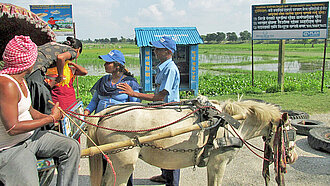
[269,113,298,164]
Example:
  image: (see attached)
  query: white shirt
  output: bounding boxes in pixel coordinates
[0,74,34,151]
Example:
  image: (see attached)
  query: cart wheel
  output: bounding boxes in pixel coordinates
[291,119,326,136]
[280,110,310,120]
[38,168,55,186]
[0,3,55,60]
[308,128,330,153]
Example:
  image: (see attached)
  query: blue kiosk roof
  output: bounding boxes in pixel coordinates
[135,27,203,47]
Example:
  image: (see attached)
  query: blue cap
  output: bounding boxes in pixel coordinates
[99,50,125,66]
[150,36,176,53]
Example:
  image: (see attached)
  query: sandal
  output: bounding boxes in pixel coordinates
[150,175,166,183]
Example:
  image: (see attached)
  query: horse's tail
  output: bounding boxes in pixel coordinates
[87,116,103,186]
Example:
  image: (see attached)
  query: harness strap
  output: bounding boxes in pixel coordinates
[262,142,273,186]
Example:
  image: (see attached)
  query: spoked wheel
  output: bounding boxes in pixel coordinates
[39,168,56,186]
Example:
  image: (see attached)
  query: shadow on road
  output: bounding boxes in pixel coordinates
[289,137,330,175]
[134,178,164,185]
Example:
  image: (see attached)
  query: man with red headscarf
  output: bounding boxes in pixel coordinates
[0,35,80,185]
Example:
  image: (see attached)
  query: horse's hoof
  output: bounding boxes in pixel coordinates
[150,175,166,183]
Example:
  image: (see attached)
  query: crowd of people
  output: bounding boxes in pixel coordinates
[0,35,181,186]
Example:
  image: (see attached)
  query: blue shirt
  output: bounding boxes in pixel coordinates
[155,58,180,103]
[86,75,141,114]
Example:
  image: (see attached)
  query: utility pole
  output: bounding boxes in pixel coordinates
[278,0,286,92]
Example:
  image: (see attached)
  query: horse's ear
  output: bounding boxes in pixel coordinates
[282,112,288,122]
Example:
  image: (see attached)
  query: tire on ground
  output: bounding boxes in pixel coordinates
[308,127,330,153]
[281,110,310,120]
[291,119,326,136]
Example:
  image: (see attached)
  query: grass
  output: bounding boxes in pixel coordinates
[208,89,330,115]
[72,42,329,115]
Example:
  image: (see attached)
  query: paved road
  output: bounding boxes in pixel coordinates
[53,114,330,185]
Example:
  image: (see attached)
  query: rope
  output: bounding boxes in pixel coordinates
[67,101,184,118]
[48,101,117,186]
[66,105,219,133]
[229,124,271,162]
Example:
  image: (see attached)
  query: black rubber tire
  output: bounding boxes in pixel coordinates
[291,119,326,136]
[308,127,330,153]
[281,110,310,120]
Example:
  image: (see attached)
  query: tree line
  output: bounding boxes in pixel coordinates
[82,20,330,44]
[200,30,251,43]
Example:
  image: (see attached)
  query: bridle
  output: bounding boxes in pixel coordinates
[262,113,297,186]
[227,112,296,186]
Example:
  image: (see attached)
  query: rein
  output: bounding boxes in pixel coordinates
[228,124,272,162]
[65,101,220,133]
[263,113,292,186]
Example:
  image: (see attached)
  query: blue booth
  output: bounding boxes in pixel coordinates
[135,27,203,96]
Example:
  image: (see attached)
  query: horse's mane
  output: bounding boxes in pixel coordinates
[220,100,281,128]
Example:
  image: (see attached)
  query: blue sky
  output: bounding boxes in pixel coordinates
[2,0,326,40]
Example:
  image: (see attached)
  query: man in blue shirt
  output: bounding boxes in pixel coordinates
[118,36,180,186]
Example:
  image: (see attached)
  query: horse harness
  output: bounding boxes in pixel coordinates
[94,99,244,166]
[194,103,243,167]
[262,113,297,186]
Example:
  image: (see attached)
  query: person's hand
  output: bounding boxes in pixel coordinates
[84,110,90,116]
[51,102,62,121]
[117,83,134,96]
[68,62,75,66]
[55,75,64,84]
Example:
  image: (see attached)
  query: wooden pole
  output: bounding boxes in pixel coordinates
[81,121,211,157]
[81,113,245,157]
[252,40,254,87]
[278,40,285,92]
[321,39,327,92]
[278,0,286,93]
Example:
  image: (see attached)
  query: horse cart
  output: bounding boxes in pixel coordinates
[69,96,297,186]
[1,4,298,186]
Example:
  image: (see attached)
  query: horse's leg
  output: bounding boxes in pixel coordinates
[87,124,103,186]
[102,148,140,186]
[89,154,104,186]
[207,148,238,186]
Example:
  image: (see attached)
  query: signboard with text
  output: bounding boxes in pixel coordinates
[252,2,329,40]
[30,4,74,36]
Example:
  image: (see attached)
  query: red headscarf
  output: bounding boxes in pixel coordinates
[0,35,38,74]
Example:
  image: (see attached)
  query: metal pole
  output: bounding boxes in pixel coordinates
[321,39,327,92]
[252,40,254,87]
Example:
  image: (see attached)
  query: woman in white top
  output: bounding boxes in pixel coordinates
[0,36,80,186]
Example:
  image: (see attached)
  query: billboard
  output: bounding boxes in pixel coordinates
[30,4,74,36]
[252,2,329,40]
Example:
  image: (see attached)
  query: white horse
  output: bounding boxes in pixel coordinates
[86,97,298,186]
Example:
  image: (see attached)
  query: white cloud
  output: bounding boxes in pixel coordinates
[138,4,163,21]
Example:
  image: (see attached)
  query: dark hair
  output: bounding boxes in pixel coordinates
[114,62,134,77]
[63,37,83,53]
